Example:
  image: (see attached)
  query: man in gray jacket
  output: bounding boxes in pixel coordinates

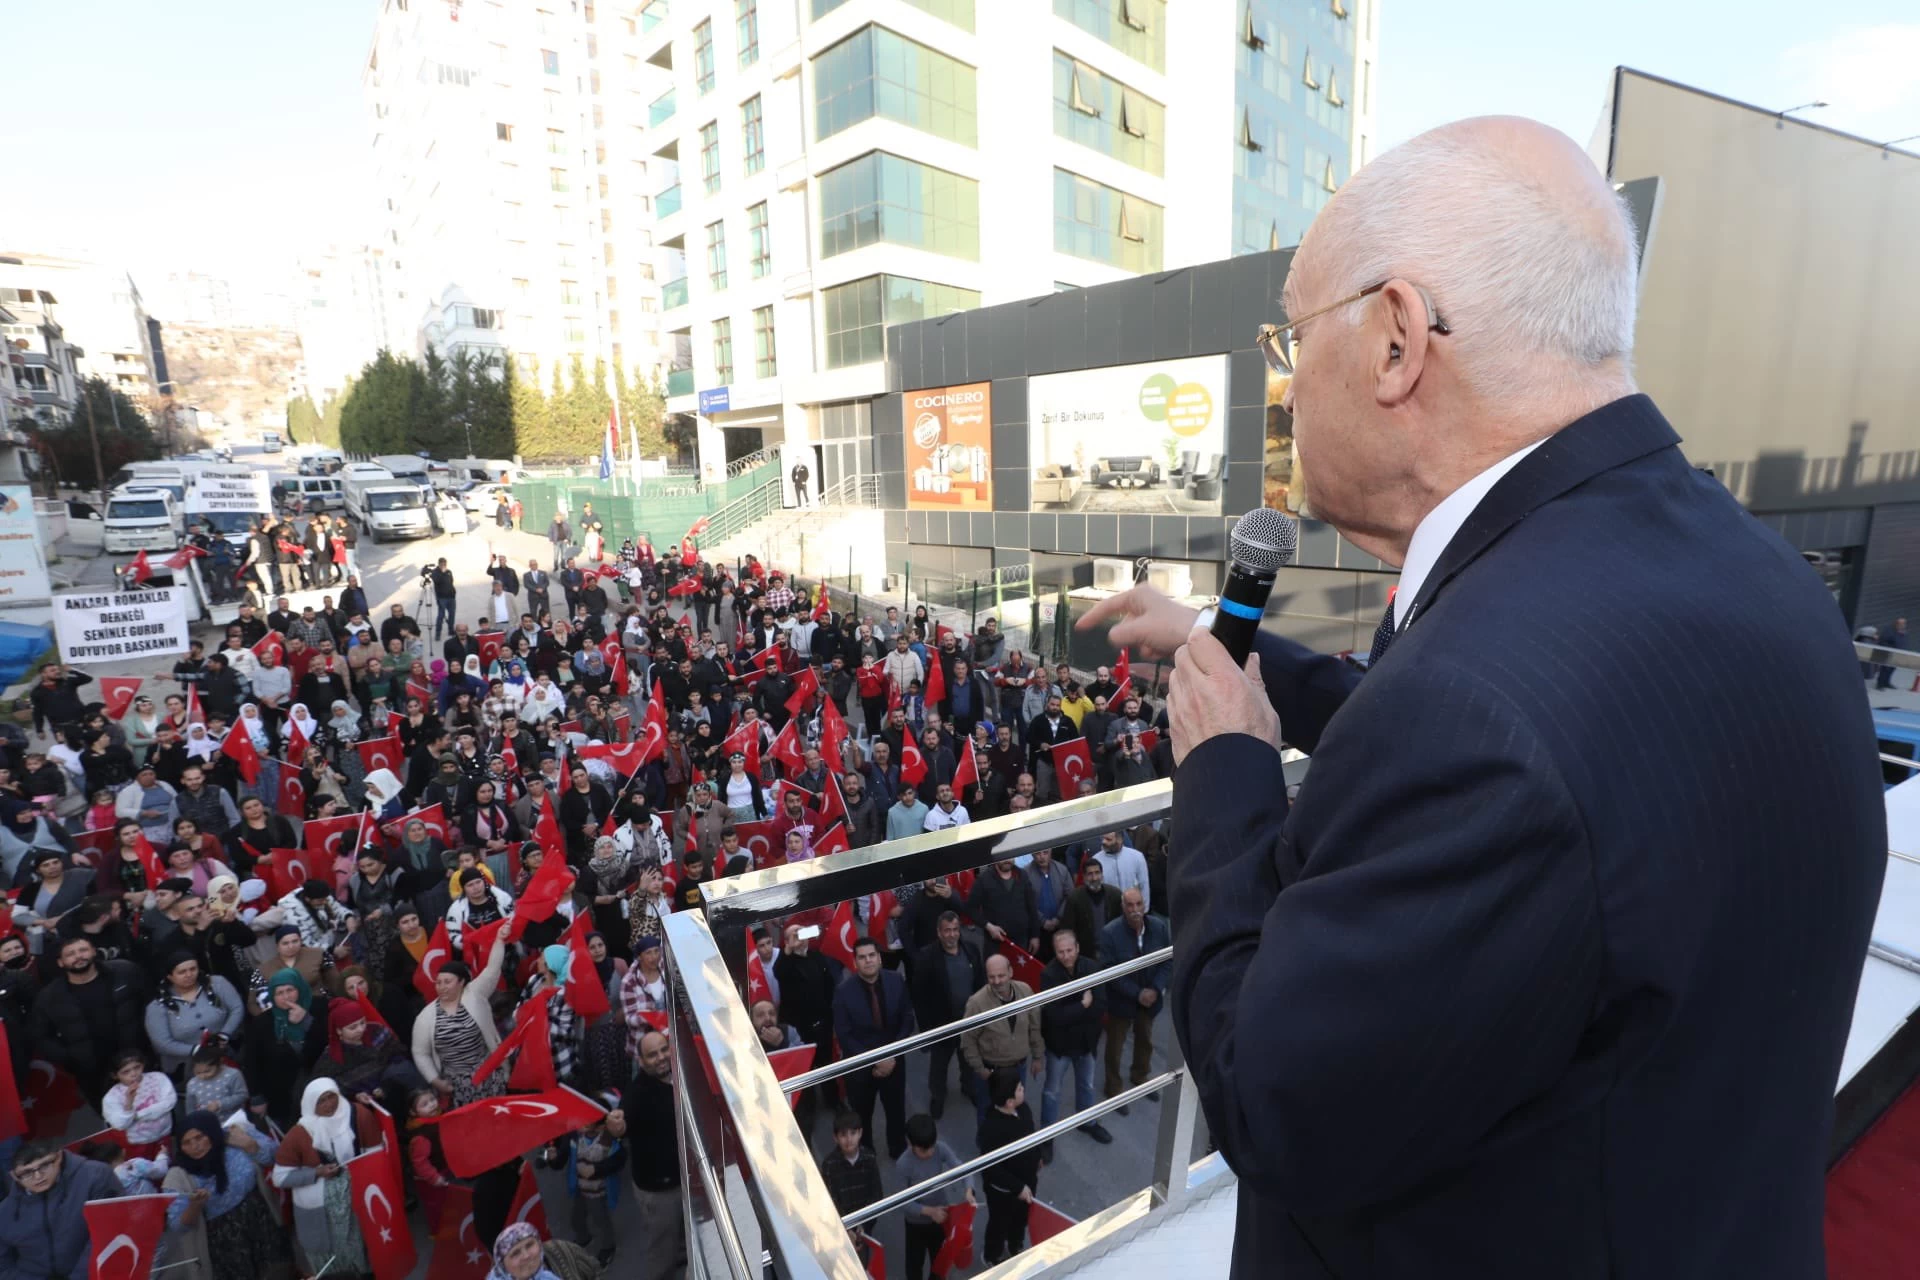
[0,1142,122,1280]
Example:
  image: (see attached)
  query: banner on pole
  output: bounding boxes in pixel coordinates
[52,587,191,663]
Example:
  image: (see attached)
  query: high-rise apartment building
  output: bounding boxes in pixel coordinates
[363,0,664,388]
[0,253,161,402]
[631,0,1375,482]
[293,244,408,406]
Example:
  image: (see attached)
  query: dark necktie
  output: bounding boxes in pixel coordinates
[866,977,884,1033]
[1368,599,1399,666]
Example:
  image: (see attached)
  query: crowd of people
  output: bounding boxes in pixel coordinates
[0,529,1178,1280]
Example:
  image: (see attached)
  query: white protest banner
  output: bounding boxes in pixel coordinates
[53,587,192,663]
[0,486,51,604]
[184,467,270,515]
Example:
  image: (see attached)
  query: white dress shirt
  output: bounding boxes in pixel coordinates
[1394,440,1545,629]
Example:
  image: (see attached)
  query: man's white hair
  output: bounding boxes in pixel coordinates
[1321,123,1640,400]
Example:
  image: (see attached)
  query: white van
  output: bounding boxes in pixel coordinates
[104,463,187,502]
[103,487,184,553]
[343,466,433,541]
[272,475,346,512]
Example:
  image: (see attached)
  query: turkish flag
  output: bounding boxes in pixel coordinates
[741,644,776,687]
[354,989,394,1037]
[130,830,166,891]
[735,819,778,871]
[435,1086,607,1177]
[262,847,316,902]
[424,1187,491,1280]
[813,821,850,858]
[515,849,575,924]
[952,741,981,801]
[857,1231,886,1280]
[576,741,647,776]
[768,718,805,778]
[610,710,631,742]
[369,1098,404,1190]
[98,678,142,721]
[666,577,699,597]
[817,771,847,827]
[812,591,831,624]
[722,720,761,776]
[476,631,505,670]
[186,684,203,725]
[284,715,310,767]
[0,1025,26,1141]
[22,1061,82,1140]
[65,1127,161,1163]
[125,549,151,585]
[899,737,928,787]
[819,698,851,773]
[304,812,360,864]
[1137,727,1160,754]
[933,1200,976,1273]
[1028,1200,1079,1244]
[768,1044,817,1111]
[999,938,1046,991]
[460,915,511,971]
[382,802,450,847]
[219,726,260,784]
[865,890,898,947]
[784,666,819,716]
[357,735,403,775]
[559,912,611,1019]
[746,937,772,1007]
[406,679,433,708]
[533,794,564,863]
[68,826,118,868]
[1050,737,1093,795]
[817,898,859,972]
[471,988,557,1092]
[412,919,454,1001]
[509,1158,550,1237]
[84,1193,172,1280]
[252,629,286,669]
[162,543,207,570]
[634,681,668,764]
[276,765,307,818]
[923,652,946,708]
[349,1145,418,1280]
[1112,648,1133,704]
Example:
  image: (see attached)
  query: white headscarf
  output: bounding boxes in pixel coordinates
[328,700,362,741]
[289,1077,359,1208]
[287,703,317,744]
[239,703,271,751]
[463,655,483,681]
[185,723,219,761]
[362,768,403,810]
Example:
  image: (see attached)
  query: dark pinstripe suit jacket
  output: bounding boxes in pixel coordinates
[1170,395,1887,1278]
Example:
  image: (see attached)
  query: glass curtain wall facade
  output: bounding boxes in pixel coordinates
[1234,0,1358,255]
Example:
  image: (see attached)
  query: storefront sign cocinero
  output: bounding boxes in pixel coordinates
[52,587,192,663]
[0,486,52,604]
[905,382,993,511]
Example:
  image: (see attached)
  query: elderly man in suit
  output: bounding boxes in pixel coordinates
[1085,116,1885,1279]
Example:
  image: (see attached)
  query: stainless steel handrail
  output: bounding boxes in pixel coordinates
[1856,641,1920,672]
[1879,753,1920,770]
[782,945,1173,1092]
[840,1069,1182,1230]
[1869,941,1920,978]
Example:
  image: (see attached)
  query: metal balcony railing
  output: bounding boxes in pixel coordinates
[660,777,1227,1279]
[662,276,690,310]
[658,183,683,218]
[666,367,695,397]
[651,89,678,128]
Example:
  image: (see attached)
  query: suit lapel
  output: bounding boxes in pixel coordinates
[1402,394,1681,631]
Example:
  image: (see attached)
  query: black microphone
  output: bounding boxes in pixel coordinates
[1209,507,1299,664]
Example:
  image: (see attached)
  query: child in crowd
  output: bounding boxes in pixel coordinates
[542,1093,624,1266]
[184,1038,250,1118]
[80,1140,171,1195]
[100,1051,177,1146]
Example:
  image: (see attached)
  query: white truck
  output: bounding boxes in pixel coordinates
[102,487,185,553]
[342,464,433,542]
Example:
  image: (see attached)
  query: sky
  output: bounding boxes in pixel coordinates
[4,0,1917,325]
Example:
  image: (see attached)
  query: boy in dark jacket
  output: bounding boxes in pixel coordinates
[0,1143,123,1278]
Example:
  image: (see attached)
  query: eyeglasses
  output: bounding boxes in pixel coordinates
[1256,279,1451,375]
[13,1157,58,1183]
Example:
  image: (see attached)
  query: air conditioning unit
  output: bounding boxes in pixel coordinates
[1145,562,1193,599]
[1091,558,1134,592]
[880,574,900,592]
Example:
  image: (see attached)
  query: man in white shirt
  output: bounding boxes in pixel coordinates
[1090,830,1150,913]
[921,782,970,833]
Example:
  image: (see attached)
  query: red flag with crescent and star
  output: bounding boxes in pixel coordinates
[634,680,668,765]
[262,847,316,902]
[357,735,403,776]
[411,918,453,1001]
[1111,648,1133,705]
[509,1159,550,1237]
[722,719,761,776]
[998,938,1046,991]
[470,987,557,1092]
[898,737,928,787]
[460,915,511,971]
[1050,737,1093,796]
[934,1201,976,1272]
[98,678,142,721]
[561,911,612,1019]
[817,898,859,972]
[219,726,260,784]
[952,741,981,802]
[476,631,505,671]
[514,849,575,925]
[84,1193,172,1280]
[784,665,820,716]
[23,1060,82,1140]
[736,819,779,871]
[276,761,306,817]
[128,832,166,896]
[435,1086,607,1177]
[304,813,360,865]
[813,821,850,858]
[768,718,806,778]
[923,650,946,706]
[576,741,648,777]
[424,1187,490,1280]
[819,698,851,774]
[252,629,286,669]
[382,803,450,847]
[348,1145,418,1280]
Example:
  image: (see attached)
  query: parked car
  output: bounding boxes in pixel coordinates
[461,482,514,515]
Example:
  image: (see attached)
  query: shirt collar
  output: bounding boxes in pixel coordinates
[1394,440,1545,629]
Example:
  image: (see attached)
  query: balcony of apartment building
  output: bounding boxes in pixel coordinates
[659,244,690,318]
[638,0,674,62]
[664,324,695,401]
[649,86,678,129]
[654,158,684,227]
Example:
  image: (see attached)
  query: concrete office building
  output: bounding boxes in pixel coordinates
[631,0,1374,483]
[363,0,665,388]
[0,253,160,402]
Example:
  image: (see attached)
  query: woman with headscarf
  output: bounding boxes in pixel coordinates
[583,836,632,949]
[284,702,320,759]
[520,672,566,725]
[245,966,331,1124]
[163,1110,288,1280]
[322,998,411,1105]
[346,847,413,984]
[272,1077,377,1278]
[124,695,162,754]
[202,875,266,996]
[324,699,362,748]
[183,722,219,764]
[459,781,521,883]
[488,1219,605,1280]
